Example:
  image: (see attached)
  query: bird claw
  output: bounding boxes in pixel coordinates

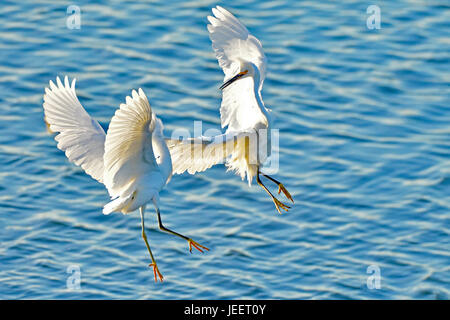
[278,183,294,204]
[148,263,164,283]
[273,197,290,214]
[188,239,210,254]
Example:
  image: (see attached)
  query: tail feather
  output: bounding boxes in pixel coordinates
[102,193,134,215]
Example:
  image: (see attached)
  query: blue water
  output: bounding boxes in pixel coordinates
[0,0,449,299]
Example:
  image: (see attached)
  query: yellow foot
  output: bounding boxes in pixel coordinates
[149,263,164,283]
[273,196,290,214]
[278,183,294,204]
[188,239,210,253]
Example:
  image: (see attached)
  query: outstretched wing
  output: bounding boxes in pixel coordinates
[207,5,268,131]
[208,5,266,89]
[103,89,158,198]
[167,131,255,175]
[43,76,106,183]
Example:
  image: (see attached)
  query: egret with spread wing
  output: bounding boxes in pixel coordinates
[168,6,293,213]
[43,76,208,282]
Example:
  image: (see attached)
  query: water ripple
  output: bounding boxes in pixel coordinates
[0,0,448,299]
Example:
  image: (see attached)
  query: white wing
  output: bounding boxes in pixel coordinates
[167,131,254,175]
[207,6,268,131]
[43,76,106,183]
[208,6,266,88]
[103,88,158,198]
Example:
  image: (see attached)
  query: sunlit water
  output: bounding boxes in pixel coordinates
[0,0,449,299]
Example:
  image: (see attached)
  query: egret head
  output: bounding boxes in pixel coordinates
[219,61,258,90]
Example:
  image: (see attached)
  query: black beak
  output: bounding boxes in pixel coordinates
[219,70,248,90]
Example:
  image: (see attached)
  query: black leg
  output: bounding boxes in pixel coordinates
[156,208,209,253]
[260,173,294,203]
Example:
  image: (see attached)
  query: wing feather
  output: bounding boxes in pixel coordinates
[208,5,266,87]
[208,6,268,131]
[103,88,157,197]
[167,131,255,175]
[43,76,106,183]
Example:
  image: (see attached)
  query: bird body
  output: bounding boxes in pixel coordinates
[219,61,272,184]
[43,76,207,282]
[102,88,172,214]
[43,77,170,215]
[42,5,290,283]
[168,6,293,213]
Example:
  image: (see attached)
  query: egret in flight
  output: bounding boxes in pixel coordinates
[168,6,294,214]
[43,76,208,282]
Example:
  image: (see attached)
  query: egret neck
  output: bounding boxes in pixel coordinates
[153,133,172,183]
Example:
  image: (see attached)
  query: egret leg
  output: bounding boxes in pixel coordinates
[156,208,209,254]
[256,171,291,214]
[260,173,294,203]
[140,206,163,282]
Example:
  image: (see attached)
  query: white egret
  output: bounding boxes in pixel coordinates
[168,6,293,213]
[43,76,208,282]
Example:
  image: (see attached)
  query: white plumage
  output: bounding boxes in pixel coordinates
[103,89,166,209]
[43,76,106,183]
[168,130,258,179]
[208,5,269,134]
[169,6,270,183]
[43,76,208,282]
[208,6,267,95]
[43,77,170,215]
[168,6,293,213]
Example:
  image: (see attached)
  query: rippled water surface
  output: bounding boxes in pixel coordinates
[0,0,449,299]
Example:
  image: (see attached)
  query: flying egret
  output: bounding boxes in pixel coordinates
[168,6,294,214]
[43,76,208,282]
